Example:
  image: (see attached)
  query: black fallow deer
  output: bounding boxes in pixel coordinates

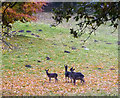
[70,67,85,85]
[45,69,58,83]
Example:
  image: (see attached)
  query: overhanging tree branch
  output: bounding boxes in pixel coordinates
[52,2,119,41]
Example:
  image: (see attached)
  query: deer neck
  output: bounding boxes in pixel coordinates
[46,71,49,76]
[65,67,68,72]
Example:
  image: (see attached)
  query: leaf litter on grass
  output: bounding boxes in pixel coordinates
[2,66,118,96]
[2,22,118,96]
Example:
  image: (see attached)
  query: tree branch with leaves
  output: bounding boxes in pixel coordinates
[52,2,119,42]
[1,2,46,50]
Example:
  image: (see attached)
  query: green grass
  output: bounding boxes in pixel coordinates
[2,21,118,96]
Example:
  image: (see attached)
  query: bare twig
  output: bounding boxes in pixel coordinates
[83,25,99,43]
[0,38,13,50]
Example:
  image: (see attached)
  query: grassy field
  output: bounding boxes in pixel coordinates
[2,17,118,96]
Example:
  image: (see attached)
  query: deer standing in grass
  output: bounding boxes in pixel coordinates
[70,67,85,85]
[45,69,58,83]
[64,65,73,83]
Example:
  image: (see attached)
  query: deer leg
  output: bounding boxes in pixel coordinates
[68,77,69,83]
[55,77,58,83]
[81,78,85,85]
[70,79,72,83]
[81,78,85,82]
[83,78,85,82]
[70,76,72,83]
[73,79,76,85]
[80,79,83,83]
[49,77,51,83]
[65,76,67,82]
[82,78,85,83]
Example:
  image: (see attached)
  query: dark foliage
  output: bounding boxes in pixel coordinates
[52,2,119,41]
